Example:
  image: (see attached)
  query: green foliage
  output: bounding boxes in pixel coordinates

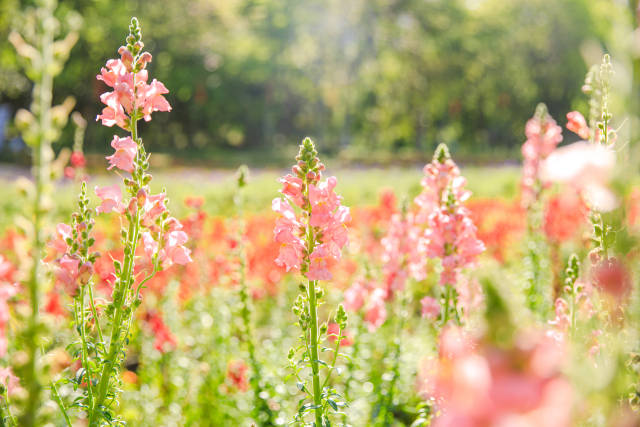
[0,0,623,163]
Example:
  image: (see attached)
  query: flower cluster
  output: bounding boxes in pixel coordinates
[0,256,17,359]
[273,137,350,281]
[380,211,425,294]
[521,104,563,208]
[419,145,485,288]
[97,27,170,131]
[342,278,388,332]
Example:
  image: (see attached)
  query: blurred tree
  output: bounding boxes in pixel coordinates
[0,0,627,164]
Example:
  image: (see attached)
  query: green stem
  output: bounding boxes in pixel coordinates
[51,382,72,427]
[90,116,141,425]
[79,286,94,409]
[307,279,324,426]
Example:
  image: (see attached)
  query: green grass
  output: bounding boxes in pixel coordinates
[0,165,521,230]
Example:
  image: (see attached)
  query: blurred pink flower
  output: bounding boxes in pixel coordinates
[521,108,563,207]
[49,223,73,254]
[566,111,590,139]
[364,288,387,331]
[343,280,369,312]
[421,296,440,320]
[0,367,19,396]
[541,141,616,211]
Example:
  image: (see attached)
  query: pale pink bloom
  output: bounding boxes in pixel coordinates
[309,176,341,228]
[140,79,171,121]
[421,296,440,320]
[521,110,563,207]
[381,212,426,294]
[307,244,333,281]
[0,367,19,396]
[163,231,192,267]
[95,185,123,214]
[343,280,369,312]
[272,198,305,272]
[279,174,304,207]
[106,136,137,173]
[415,159,469,223]
[142,232,158,259]
[548,298,570,335]
[0,282,18,357]
[566,111,590,139]
[419,328,572,427]
[364,288,387,331]
[425,207,485,286]
[541,141,617,211]
[142,193,167,226]
[56,254,80,290]
[49,223,73,254]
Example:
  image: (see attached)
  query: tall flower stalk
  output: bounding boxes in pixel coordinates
[273,138,350,425]
[415,144,484,325]
[9,1,78,424]
[47,17,191,425]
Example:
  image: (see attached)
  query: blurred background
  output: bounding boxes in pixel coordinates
[0,0,638,168]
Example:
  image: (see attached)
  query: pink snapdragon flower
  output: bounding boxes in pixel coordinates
[521,105,563,207]
[415,145,469,224]
[0,281,18,357]
[96,47,171,130]
[272,139,350,281]
[49,223,73,255]
[425,206,485,286]
[566,111,590,139]
[364,287,387,332]
[106,136,137,173]
[162,230,192,267]
[95,185,124,214]
[381,212,426,294]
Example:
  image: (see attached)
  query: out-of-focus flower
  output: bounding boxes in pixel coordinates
[381,212,425,294]
[418,327,572,427]
[566,111,590,140]
[0,367,19,396]
[543,191,588,243]
[143,311,177,353]
[364,288,387,332]
[327,322,353,346]
[226,359,249,392]
[521,105,563,208]
[421,296,440,320]
[541,141,616,212]
[592,257,631,300]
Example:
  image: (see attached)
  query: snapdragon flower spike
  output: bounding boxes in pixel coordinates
[277,138,350,425]
[54,18,192,425]
[381,210,425,295]
[96,20,170,131]
[420,144,485,324]
[272,137,350,281]
[520,103,563,208]
[415,143,470,224]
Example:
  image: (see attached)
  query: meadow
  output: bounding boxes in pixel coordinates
[3,2,640,427]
